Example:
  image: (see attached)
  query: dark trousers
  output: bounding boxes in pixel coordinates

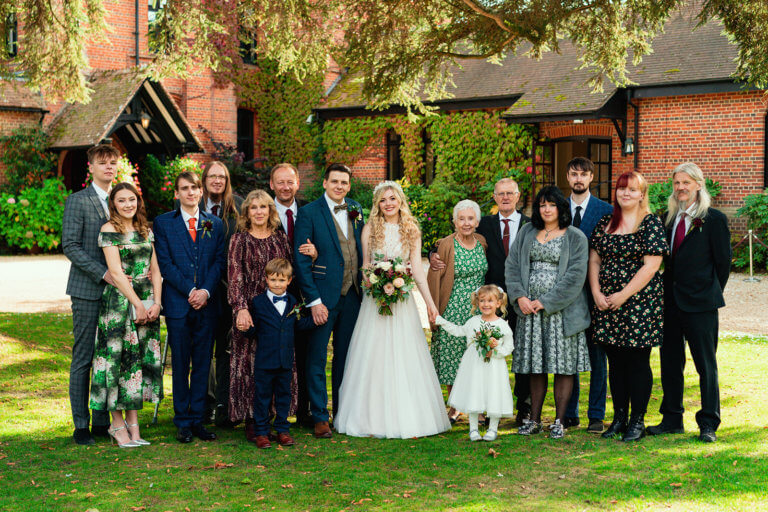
[212,298,233,411]
[165,308,216,428]
[306,289,361,423]
[253,368,292,435]
[659,302,721,431]
[70,298,109,429]
[566,330,608,421]
[294,327,311,422]
[604,345,652,417]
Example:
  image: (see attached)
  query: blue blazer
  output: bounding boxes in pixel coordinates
[294,197,364,309]
[244,292,316,370]
[575,195,613,239]
[153,209,226,319]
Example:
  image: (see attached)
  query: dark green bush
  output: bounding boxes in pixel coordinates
[0,126,57,195]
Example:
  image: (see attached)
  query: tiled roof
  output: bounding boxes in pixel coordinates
[46,69,146,149]
[318,10,740,117]
[0,80,46,111]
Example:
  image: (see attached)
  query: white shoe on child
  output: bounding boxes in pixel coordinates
[469,430,482,442]
[483,430,497,441]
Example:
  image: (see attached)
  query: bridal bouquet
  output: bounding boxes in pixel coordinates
[362,255,415,316]
[473,322,503,362]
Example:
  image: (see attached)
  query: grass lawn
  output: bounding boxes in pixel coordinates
[0,312,767,512]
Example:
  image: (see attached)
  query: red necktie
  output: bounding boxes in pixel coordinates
[502,219,511,257]
[286,209,294,245]
[672,213,686,254]
[188,218,197,242]
[211,204,220,217]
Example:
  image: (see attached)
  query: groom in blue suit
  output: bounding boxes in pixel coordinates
[294,163,364,439]
[153,171,226,443]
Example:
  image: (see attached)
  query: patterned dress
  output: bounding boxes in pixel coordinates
[431,239,488,385]
[590,214,668,348]
[512,235,590,375]
[227,230,294,422]
[90,231,163,411]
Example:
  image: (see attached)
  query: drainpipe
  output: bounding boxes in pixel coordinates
[627,89,639,172]
[135,0,140,66]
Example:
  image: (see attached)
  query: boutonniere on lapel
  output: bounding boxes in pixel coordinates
[288,301,306,320]
[687,217,704,235]
[200,219,214,239]
[347,204,363,228]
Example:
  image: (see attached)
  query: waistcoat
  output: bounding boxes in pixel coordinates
[332,216,359,295]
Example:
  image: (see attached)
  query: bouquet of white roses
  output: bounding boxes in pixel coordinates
[362,255,415,316]
[473,322,503,362]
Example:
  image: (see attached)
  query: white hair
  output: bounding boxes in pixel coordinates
[665,162,712,227]
[452,199,481,223]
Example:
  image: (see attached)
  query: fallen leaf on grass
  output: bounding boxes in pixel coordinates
[704,453,713,458]
[305,453,316,457]
[130,507,146,511]
[733,461,738,466]
[488,448,499,458]
[402,493,411,498]
[85,493,95,498]
[610,500,618,504]
[322,480,333,487]
[256,488,264,493]
[446,484,457,488]
[281,484,294,489]
[255,465,266,469]
[351,498,372,505]
[670,483,683,488]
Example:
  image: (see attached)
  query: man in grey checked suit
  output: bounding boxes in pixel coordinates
[62,144,121,445]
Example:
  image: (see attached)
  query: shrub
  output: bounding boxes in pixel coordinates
[648,178,722,215]
[0,126,57,195]
[734,189,768,272]
[0,178,69,252]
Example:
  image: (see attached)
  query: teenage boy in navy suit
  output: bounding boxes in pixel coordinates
[244,258,315,448]
[154,171,226,443]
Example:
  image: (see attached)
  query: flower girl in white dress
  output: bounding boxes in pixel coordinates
[435,285,514,441]
[335,181,450,439]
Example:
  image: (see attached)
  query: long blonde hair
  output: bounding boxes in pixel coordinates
[665,162,712,227]
[368,181,420,256]
[237,189,281,233]
[470,285,508,318]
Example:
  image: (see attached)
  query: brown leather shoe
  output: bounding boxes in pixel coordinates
[254,435,271,449]
[314,421,332,439]
[277,432,295,446]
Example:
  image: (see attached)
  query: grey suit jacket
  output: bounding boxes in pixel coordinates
[505,223,590,338]
[62,185,109,300]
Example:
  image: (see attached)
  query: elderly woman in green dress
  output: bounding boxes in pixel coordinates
[427,200,488,423]
[90,182,163,448]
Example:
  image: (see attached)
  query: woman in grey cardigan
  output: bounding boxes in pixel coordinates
[505,186,591,439]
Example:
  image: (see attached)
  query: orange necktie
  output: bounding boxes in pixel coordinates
[188,218,197,242]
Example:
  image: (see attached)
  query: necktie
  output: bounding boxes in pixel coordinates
[211,204,220,217]
[501,219,511,257]
[333,203,348,213]
[286,208,294,245]
[272,295,288,303]
[188,217,197,242]
[672,213,686,254]
[573,205,582,228]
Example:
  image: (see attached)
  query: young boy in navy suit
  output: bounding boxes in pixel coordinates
[245,258,315,448]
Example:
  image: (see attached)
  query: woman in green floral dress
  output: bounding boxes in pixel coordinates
[90,183,163,448]
[427,200,488,422]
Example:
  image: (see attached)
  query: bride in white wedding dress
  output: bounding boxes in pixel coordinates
[334,181,451,439]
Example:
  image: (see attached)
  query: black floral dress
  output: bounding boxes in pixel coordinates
[590,214,668,348]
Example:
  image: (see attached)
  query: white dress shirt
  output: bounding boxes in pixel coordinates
[275,199,299,234]
[570,192,591,221]
[92,183,110,217]
[498,211,521,252]
[670,203,697,251]
[266,290,288,316]
[325,193,349,238]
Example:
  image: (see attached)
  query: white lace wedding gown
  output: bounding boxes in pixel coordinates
[335,223,451,438]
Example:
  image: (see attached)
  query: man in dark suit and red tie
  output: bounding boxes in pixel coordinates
[153,171,226,443]
[647,162,731,443]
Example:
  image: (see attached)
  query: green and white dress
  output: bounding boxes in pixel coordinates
[90,231,163,411]
[431,239,488,385]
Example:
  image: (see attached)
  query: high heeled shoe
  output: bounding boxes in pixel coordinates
[108,424,140,448]
[126,423,150,445]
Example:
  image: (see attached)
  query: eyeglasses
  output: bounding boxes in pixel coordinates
[207,175,227,181]
[494,191,519,197]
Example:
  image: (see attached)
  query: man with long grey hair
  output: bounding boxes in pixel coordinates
[647,162,731,443]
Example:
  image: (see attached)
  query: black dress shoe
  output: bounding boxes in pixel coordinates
[176,428,194,443]
[563,417,580,429]
[294,415,315,429]
[73,428,95,445]
[698,429,717,443]
[91,424,110,438]
[515,409,531,427]
[646,422,685,436]
[191,424,217,441]
[602,409,628,439]
[622,414,646,442]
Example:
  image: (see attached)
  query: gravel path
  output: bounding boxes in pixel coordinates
[1,255,766,336]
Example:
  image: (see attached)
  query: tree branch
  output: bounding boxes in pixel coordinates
[459,0,512,33]
[436,34,517,59]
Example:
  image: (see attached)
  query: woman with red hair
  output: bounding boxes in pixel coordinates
[588,172,668,442]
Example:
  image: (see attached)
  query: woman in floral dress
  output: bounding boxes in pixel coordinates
[589,172,668,442]
[90,183,163,448]
[228,190,294,440]
[427,200,488,423]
